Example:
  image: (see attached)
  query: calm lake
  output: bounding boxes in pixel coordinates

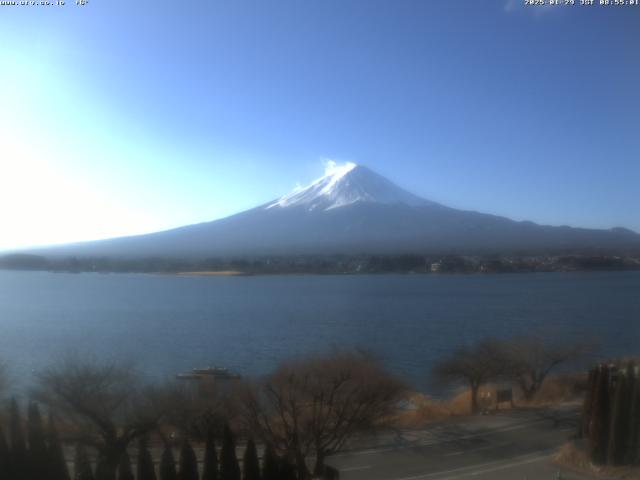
[1,270,638,392]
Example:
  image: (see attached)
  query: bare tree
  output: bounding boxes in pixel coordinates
[242,351,405,479]
[497,335,591,401]
[434,339,504,414]
[33,357,164,480]
[158,380,234,441]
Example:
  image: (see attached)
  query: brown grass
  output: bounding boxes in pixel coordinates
[526,373,588,407]
[395,374,587,429]
[394,387,502,428]
[554,442,640,480]
[393,394,453,427]
[176,271,248,276]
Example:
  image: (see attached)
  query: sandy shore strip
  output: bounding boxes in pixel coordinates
[176,271,250,276]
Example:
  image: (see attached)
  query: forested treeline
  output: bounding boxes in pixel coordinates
[1,253,638,275]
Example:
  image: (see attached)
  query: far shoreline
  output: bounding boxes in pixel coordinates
[1,251,639,276]
[2,268,640,278]
[175,270,251,277]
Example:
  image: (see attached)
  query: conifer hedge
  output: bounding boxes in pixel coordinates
[583,362,640,465]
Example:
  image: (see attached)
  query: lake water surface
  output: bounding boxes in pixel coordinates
[1,270,638,391]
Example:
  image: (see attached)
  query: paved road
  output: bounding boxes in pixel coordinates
[326,406,597,480]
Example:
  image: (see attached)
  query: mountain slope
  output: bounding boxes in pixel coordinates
[28,164,640,258]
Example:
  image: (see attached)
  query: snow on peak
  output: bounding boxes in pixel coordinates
[324,159,357,178]
[267,162,432,211]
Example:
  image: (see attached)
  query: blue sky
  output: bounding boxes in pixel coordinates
[0,0,638,249]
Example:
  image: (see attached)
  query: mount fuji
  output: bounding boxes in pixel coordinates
[28,163,640,258]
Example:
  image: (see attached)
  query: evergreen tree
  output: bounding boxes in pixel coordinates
[9,398,28,480]
[48,413,71,480]
[607,369,628,465]
[278,456,297,480]
[117,452,135,480]
[178,440,198,480]
[589,365,611,464]
[28,402,48,479]
[608,365,630,465]
[242,438,261,480]
[74,444,95,480]
[95,454,111,480]
[137,437,157,480]
[627,364,640,465]
[159,445,178,480]
[202,435,218,480]
[260,446,279,480]
[580,368,597,438]
[0,424,10,479]
[219,425,240,480]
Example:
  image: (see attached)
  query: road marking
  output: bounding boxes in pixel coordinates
[390,450,552,480]
[466,454,547,477]
[340,465,372,472]
[444,451,465,457]
[443,442,508,457]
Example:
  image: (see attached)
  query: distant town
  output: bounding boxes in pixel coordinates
[1,252,639,275]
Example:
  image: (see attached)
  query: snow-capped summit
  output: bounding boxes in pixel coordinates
[267,161,434,211]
